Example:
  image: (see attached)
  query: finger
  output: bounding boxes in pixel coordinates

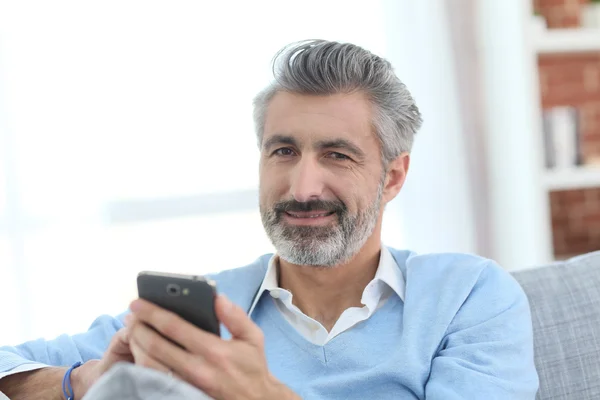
[103,328,134,366]
[129,318,216,391]
[129,318,197,372]
[99,327,134,372]
[129,298,222,354]
[129,338,173,375]
[107,327,131,356]
[215,295,264,346]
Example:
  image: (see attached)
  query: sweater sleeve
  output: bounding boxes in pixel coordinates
[424,262,539,400]
[0,312,127,378]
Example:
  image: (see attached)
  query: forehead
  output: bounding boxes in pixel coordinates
[263,91,377,146]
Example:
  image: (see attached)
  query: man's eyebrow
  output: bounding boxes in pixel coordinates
[262,134,298,150]
[315,138,366,159]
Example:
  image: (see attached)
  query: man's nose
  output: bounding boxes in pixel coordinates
[289,157,325,203]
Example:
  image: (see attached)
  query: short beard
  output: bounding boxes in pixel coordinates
[260,183,383,267]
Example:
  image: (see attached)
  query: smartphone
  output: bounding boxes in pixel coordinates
[136,271,220,336]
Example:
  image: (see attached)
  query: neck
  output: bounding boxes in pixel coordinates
[278,233,382,331]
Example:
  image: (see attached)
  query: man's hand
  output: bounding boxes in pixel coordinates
[126,295,300,400]
[71,327,134,398]
[0,328,134,400]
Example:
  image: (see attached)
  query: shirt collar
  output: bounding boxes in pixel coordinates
[373,245,406,302]
[247,244,405,316]
[248,255,280,316]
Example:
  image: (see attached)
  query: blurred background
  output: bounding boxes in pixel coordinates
[0,0,599,345]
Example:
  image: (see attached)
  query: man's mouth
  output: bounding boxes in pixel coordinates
[284,211,336,219]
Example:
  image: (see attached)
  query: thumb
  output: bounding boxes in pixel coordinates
[215,294,263,346]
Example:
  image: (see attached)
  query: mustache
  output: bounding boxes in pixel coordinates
[272,199,346,214]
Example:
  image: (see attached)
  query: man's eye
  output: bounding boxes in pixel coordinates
[274,148,295,157]
[327,152,351,160]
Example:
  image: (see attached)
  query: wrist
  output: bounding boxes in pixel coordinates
[70,360,99,399]
[69,364,82,398]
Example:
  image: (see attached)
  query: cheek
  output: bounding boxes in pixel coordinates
[259,169,287,203]
[327,180,359,210]
[329,176,378,213]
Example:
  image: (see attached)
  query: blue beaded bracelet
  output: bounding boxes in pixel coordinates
[62,361,82,400]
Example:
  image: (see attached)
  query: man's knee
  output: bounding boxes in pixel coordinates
[83,363,213,400]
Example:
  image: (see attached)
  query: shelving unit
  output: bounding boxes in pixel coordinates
[531,22,600,193]
[533,28,600,54]
[527,12,600,260]
[542,166,600,190]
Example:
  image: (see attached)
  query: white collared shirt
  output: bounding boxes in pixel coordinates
[248,245,405,346]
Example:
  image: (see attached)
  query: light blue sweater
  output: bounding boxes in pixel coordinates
[0,248,538,399]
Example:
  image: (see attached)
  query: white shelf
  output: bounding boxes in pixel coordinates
[533,28,600,54]
[542,166,600,190]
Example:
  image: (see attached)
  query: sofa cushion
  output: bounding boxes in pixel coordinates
[512,251,600,400]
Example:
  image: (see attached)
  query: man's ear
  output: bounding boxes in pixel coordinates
[382,152,410,203]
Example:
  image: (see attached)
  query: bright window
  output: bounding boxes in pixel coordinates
[0,0,402,343]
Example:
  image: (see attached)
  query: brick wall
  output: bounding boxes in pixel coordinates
[550,189,600,257]
[535,0,600,257]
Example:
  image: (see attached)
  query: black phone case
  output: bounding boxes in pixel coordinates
[137,272,220,336]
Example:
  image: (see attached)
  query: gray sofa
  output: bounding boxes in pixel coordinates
[513,251,600,400]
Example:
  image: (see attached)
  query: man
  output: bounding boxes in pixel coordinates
[0,40,538,399]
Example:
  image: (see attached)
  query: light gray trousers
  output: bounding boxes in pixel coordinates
[83,363,214,400]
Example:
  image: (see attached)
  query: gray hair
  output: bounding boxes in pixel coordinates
[252,39,422,165]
